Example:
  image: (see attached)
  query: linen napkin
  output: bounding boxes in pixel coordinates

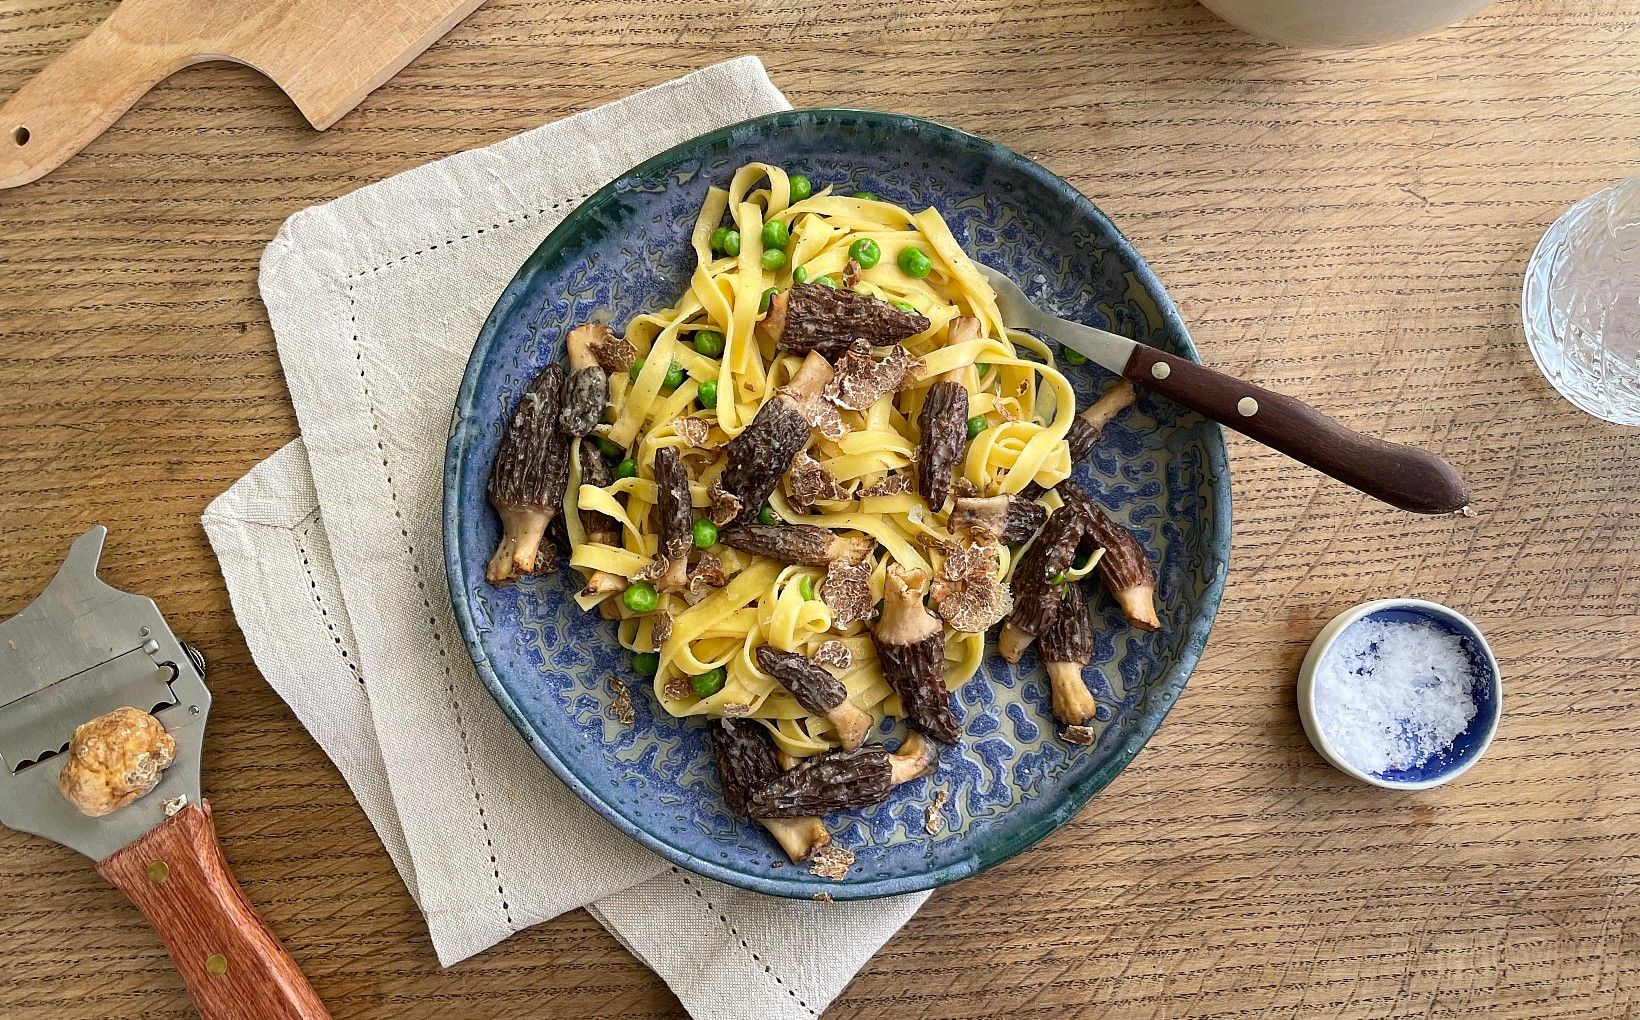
[201,57,926,1020]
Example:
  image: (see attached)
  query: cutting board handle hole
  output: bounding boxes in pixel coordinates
[12,126,28,146]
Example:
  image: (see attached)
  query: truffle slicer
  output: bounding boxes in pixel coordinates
[0,526,329,1019]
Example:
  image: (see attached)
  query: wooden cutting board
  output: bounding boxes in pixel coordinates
[0,0,486,189]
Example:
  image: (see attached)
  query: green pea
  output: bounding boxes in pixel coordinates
[855,191,880,201]
[629,356,645,381]
[977,363,991,377]
[698,379,718,409]
[816,276,838,289]
[631,652,659,677]
[663,362,685,390]
[622,582,659,613]
[614,457,637,479]
[848,238,882,269]
[789,174,812,202]
[890,299,917,314]
[691,667,726,698]
[693,518,719,550]
[760,287,778,313]
[792,265,810,285]
[761,248,787,271]
[966,415,988,440]
[757,504,780,526]
[761,220,790,251]
[799,576,815,601]
[1063,348,1088,366]
[693,329,725,357]
[709,227,732,254]
[595,436,623,458]
[898,245,933,279]
[720,230,741,257]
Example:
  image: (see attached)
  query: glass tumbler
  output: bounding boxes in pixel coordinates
[1522,179,1640,426]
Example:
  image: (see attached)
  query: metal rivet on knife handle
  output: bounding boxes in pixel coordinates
[147,860,169,884]
[1238,397,1259,417]
[1150,362,1170,380]
[206,954,229,977]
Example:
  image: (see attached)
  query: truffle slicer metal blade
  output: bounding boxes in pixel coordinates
[0,525,209,860]
[0,526,330,1019]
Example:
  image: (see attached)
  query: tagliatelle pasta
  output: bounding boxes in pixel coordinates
[558,163,1083,757]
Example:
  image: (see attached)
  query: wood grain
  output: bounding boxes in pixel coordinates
[96,802,331,1020]
[0,0,1636,1017]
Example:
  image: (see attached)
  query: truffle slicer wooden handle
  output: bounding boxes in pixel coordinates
[1123,345,1470,514]
[95,801,331,1020]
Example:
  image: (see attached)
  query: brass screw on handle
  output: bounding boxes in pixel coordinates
[206,954,229,977]
[147,860,169,884]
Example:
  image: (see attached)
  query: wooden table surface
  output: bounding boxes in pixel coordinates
[1,1,1636,1017]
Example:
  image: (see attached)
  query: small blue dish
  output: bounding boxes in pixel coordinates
[444,109,1233,899]
[1297,599,1501,790]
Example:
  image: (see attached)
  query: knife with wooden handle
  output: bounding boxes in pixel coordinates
[977,264,1470,514]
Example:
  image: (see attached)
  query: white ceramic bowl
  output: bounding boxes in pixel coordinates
[1297,598,1502,790]
[1198,0,1496,49]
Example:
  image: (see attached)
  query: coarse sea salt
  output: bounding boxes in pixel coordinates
[1313,617,1479,774]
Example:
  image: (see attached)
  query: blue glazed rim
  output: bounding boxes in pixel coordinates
[444,108,1233,899]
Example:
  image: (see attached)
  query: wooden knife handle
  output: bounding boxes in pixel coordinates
[96,801,331,1020]
[1124,346,1470,514]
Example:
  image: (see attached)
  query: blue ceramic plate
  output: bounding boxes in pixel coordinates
[444,109,1232,900]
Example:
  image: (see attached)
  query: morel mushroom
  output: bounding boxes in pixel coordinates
[559,324,622,436]
[871,565,961,744]
[763,283,930,360]
[1061,482,1161,631]
[997,502,1088,663]
[746,733,938,818]
[949,493,1048,544]
[915,317,978,510]
[1067,381,1137,464]
[714,352,834,525]
[487,362,570,584]
[1037,579,1097,725]
[755,647,873,751]
[708,718,829,861]
[653,445,693,592]
[720,523,873,567]
[576,439,626,608]
[1022,380,1138,500]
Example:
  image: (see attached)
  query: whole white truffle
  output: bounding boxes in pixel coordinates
[58,707,177,817]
